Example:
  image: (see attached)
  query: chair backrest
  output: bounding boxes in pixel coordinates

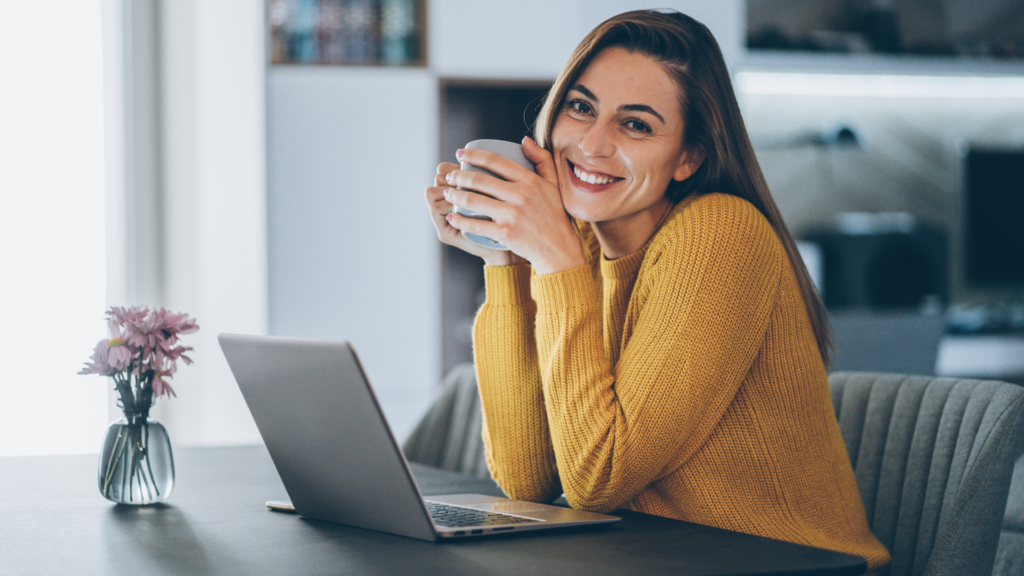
[401,363,489,479]
[829,372,1024,576]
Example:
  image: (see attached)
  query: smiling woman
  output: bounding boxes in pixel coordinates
[424,9,890,573]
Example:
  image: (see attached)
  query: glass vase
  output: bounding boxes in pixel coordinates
[97,416,175,504]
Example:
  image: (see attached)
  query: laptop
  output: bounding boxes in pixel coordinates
[218,334,620,541]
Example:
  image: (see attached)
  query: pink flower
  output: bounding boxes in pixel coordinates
[108,305,147,327]
[79,339,117,376]
[81,305,198,405]
[161,309,199,335]
[152,368,177,399]
[122,310,161,350]
[105,317,132,369]
[78,318,133,376]
[120,307,199,356]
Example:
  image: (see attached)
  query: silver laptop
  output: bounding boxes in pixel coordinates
[218,334,620,541]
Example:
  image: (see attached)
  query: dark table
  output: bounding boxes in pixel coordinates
[1,446,867,575]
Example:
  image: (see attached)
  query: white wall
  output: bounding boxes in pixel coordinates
[267,68,440,442]
[429,0,744,79]
[153,0,268,446]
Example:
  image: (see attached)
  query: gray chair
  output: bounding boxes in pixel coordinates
[830,372,1024,576]
[402,363,489,479]
[994,455,1024,576]
[405,367,1024,576]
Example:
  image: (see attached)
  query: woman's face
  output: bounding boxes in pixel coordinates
[551,47,699,226]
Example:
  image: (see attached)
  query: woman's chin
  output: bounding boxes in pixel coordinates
[562,194,610,223]
[564,204,602,224]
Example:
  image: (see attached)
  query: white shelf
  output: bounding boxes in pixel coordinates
[742,50,1024,77]
[937,335,1024,379]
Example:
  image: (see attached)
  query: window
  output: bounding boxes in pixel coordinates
[0,1,109,455]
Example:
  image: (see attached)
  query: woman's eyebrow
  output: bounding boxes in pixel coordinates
[567,83,665,125]
[619,104,665,125]
[569,83,599,101]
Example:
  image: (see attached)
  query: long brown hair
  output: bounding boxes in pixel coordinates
[534,9,832,365]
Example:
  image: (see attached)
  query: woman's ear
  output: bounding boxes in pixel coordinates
[672,149,705,182]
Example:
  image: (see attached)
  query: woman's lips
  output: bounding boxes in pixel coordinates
[567,160,623,193]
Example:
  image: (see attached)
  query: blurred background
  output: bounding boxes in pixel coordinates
[1,0,1021,457]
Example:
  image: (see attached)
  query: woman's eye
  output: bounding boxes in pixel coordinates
[567,100,593,116]
[625,119,652,134]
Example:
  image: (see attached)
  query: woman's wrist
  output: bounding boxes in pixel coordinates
[529,240,588,275]
[483,251,527,268]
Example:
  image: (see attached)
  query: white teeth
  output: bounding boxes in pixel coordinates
[572,163,616,185]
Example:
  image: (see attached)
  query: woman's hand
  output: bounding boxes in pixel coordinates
[425,161,524,266]
[442,137,587,275]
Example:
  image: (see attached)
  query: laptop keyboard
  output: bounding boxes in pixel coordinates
[424,501,541,528]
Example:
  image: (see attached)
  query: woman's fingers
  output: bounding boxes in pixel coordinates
[435,162,459,187]
[453,148,534,184]
[425,185,485,249]
[429,147,583,273]
[425,186,453,227]
[443,186,503,219]
[427,185,495,240]
[435,162,459,188]
[425,184,448,210]
[521,136,558,185]
[446,209,503,244]
[443,168,514,202]
[427,164,522,264]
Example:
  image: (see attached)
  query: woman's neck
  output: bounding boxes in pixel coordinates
[591,198,674,260]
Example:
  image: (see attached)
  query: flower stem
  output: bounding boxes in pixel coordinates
[102,428,126,497]
[120,432,129,500]
[144,423,161,497]
[129,425,140,501]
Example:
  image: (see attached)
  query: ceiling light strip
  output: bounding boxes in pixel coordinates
[735,72,1024,99]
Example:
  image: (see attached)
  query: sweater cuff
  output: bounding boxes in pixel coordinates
[483,264,533,306]
[531,263,597,313]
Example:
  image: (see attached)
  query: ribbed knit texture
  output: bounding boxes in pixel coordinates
[473,193,891,570]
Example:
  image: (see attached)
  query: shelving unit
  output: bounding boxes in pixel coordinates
[438,79,551,374]
[744,0,1024,75]
[269,0,427,67]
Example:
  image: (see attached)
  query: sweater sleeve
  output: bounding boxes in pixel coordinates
[473,264,561,503]
[531,195,784,513]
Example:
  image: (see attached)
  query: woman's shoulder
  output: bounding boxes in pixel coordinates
[648,192,782,263]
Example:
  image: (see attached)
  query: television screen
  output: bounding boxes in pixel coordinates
[964,148,1024,289]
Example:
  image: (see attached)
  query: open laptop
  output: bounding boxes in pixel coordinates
[218,334,620,541]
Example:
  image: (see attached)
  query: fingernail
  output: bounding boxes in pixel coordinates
[445,172,453,183]
[456,149,464,160]
[523,136,536,146]
[443,188,450,199]
[445,213,453,223]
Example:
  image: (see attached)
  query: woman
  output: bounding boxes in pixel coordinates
[424,9,889,571]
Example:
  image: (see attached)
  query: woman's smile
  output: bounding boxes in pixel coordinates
[567,159,624,192]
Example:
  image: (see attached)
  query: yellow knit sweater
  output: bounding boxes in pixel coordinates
[472,192,890,570]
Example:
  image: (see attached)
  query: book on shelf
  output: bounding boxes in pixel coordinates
[270,0,423,66]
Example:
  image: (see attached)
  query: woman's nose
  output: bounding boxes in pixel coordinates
[577,121,615,158]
